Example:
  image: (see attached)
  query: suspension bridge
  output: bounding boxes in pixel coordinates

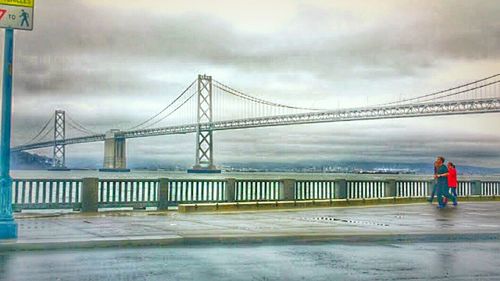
[11,74,500,172]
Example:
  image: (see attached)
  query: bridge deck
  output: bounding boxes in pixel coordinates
[11,97,500,151]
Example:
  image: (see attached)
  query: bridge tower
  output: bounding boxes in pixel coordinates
[52,110,66,169]
[100,129,129,172]
[189,74,220,173]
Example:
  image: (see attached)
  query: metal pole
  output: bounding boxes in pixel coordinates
[0,28,18,239]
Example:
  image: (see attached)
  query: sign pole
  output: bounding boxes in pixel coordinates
[0,28,17,239]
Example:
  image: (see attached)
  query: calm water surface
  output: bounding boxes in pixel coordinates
[11,170,500,181]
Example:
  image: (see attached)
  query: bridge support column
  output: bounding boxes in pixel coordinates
[51,110,68,170]
[100,129,129,172]
[188,74,221,173]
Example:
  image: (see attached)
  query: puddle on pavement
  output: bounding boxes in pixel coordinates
[300,216,389,227]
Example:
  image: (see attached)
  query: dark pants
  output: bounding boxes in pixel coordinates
[428,182,438,202]
[438,184,457,206]
[449,188,457,198]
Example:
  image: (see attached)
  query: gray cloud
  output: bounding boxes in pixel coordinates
[11,0,500,106]
[15,1,500,85]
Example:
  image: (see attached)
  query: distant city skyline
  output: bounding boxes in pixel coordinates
[3,0,500,168]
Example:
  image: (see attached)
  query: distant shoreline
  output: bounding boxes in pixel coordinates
[9,169,500,181]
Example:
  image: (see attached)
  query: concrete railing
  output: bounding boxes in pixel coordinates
[12,179,81,211]
[98,179,159,209]
[295,180,336,200]
[482,181,500,196]
[235,179,281,201]
[168,179,226,204]
[10,177,500,212]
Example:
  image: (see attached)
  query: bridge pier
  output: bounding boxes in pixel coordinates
[100,130,129,172]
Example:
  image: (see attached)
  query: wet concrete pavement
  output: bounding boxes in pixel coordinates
[1,241,499,280]
[1,202,499,249]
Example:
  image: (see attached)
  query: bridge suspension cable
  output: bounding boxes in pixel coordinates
[35,127,54,144]
[142,90,197,129]
[66,120,94,135]
[378,73,500,106]
[66,114,97,135]
[213,79,326,111]
[127,80,197,130]
[414,79,500,104]
[21,115,54,145]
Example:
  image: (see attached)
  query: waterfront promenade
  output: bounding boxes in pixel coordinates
[1,202,499,250]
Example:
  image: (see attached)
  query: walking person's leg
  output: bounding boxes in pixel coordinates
[444,188,457,206]
[450,188,458,206]
[428,183,437,203]
[437,184,445,208]
[452,188,457,198]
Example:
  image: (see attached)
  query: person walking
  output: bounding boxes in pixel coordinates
[434,156,457,208]
[447,162,458,202]
[428,160,439,203]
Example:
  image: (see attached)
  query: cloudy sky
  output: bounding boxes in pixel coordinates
[2,0,500,168]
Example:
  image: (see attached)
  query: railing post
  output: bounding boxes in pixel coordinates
[334,179,347,199]
[157,178,169,210]
[471,180,482,196]
[279,179,295,201]
[385,179,396,198]
[225,178,236,202]
[81,178,99,212]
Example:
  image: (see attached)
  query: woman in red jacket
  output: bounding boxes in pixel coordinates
[447,162,458,205]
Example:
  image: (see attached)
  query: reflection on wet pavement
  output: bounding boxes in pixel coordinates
[1,241,499,281]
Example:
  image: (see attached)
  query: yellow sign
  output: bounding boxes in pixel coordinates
[0,0,33,8]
